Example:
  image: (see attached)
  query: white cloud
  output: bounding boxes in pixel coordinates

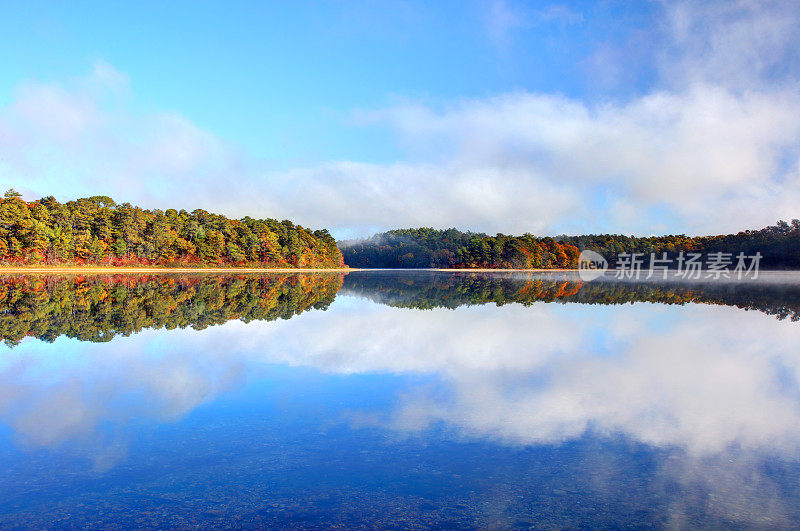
[267,161,576,236]
[659,0,800,90]
[88,60,130,93]
[358,85,800,234]
[0,68,265,218]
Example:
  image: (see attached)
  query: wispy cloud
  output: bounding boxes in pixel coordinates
[0,62,265,218]
[484,0,583,50]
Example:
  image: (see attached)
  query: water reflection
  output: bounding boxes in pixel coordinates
[3,270,800,348]
[343,270,800,320]
[0,273,343,345]
[1,271,800,527]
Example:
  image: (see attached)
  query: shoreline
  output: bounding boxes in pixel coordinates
[0,267,355,274]
[0,267,793,274]
[0,266,581,274]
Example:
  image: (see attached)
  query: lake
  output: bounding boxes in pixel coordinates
[1,270,799,528]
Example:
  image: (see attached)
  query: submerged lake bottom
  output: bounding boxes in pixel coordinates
[1,270,799,528]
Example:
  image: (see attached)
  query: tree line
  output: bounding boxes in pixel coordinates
[339,228,580,269]
[0,190,344,268]
[339,222,800,269]
[560,220,800,269]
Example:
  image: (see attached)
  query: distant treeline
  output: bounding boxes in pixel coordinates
[0,190,344,268]
[339,228,580,269]
[563,220,800,269]
[339,222,800,269]
[0,273,343,345]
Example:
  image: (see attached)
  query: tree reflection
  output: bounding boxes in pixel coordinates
[342,271,800,321]
[3,271,800,346]
[0,273,343,345]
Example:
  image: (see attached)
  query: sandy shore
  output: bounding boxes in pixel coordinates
[0,267,355,274]
[0,266,580,274]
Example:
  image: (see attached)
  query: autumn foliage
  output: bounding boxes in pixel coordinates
[0,190,344,268]
[340,221,800,270]
[340,228,580,269]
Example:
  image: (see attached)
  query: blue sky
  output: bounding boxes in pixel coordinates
[0,1,656,163]
[1,1,799,238]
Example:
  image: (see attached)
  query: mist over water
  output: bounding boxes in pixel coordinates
[1,271,800,527]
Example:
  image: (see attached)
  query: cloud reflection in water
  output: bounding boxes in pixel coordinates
[2,293,799,459]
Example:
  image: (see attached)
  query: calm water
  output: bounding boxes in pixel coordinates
[1,271,800,528]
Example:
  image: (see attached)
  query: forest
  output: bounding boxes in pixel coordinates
[339,222,800,269]
[0,190,344,268]
[560,220,800,269]
[4,188,798,271]
[339,228,580,269]
[0,273,343,345]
